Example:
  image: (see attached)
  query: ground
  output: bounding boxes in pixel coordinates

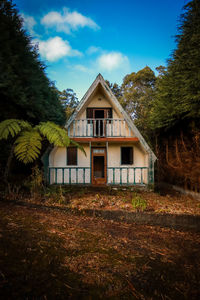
[0,192,200,299]
[25,186,200,215]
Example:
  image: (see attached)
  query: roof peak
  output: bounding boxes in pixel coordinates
[96,73,104,80]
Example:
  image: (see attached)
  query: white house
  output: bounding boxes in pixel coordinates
[48,74,156,186]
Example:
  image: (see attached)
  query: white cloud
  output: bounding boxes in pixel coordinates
[86,46,101,55]
[34,36,82,61]
[41,8,100,34]
[97,52,129,71]
[21,13,37,36]
[74,64,91,73]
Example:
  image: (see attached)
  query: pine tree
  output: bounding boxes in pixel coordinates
[151,0,200,129]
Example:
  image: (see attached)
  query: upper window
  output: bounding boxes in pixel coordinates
[67,147,77,165]
[121,147,133,165]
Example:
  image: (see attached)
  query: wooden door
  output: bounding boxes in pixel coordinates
[91,148,107,185]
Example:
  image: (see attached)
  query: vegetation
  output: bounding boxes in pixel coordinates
[107,0,200,191]
[0,0,67,186]
[0,0,65,125]
[150,0,200,129]
[59,88,79,120]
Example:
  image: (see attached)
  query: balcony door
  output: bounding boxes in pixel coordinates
[94,109,105,136]
[92,148,107,185]
[86,108,112,137]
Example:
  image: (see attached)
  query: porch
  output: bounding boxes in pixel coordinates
[49,166,149,185]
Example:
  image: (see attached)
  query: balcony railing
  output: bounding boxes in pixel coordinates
[68,118,132,138]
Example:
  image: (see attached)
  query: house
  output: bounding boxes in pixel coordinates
[48,74,156,186]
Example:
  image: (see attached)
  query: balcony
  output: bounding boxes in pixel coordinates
[68,118,133,138]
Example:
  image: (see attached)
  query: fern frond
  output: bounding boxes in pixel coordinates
[70,140,87,156]
[14,130,42,164]
[36,122,70,147]
[0,119,31,140]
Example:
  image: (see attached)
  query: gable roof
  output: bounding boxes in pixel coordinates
[67,73,156,161]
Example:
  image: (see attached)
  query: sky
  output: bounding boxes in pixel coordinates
[14,0,189,100]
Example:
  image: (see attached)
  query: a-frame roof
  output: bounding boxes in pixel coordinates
[67,73,156,161]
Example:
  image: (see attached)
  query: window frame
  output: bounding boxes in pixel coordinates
[121,146,134,165]
[66,147,78,166]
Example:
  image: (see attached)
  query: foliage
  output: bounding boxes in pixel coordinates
[59,88,79,120]
[35,122,70,148]
[24,165,44,197]
[0,0,65,125]
[149,0,200,191]
[131,192,147,211]
[150,0,200,130]
[0,119,71,164]
[119,66,156,143]
[105,80,122,100]
[0,119,31,139]
[14,130,42,164]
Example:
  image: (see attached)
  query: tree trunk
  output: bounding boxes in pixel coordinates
[4,144,15,188]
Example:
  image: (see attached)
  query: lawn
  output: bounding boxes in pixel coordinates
[0,200,200,299]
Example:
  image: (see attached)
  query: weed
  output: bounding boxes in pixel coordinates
[131,192,147,211]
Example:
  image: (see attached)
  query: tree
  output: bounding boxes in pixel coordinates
[105,80,122,100]
[0,119,85,185]
[149,0,200,191]
[0,0,66,125]
[59,89,79,120]
[150,0,200,130]
[119,66,156,143]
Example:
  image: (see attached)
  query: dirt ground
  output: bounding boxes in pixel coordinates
[27,186,200,215]
[0,201,200,299]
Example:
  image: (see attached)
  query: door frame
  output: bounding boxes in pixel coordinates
[91,147,107,185]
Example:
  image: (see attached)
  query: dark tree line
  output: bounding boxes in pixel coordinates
[107,0,200,191]
[0,0,65,125]
[0,0,66,185]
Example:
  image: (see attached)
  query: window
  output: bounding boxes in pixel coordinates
[121,147,133,165]
[67,147,77,165]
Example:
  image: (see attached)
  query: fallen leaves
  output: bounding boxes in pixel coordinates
[0,202,200,299]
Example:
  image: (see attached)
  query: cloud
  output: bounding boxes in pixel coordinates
[34,36,82,61]
[21,13,37,36]
[74,64,91,73]
[97,52,129,71]
[86,46,101,55]
[41,8,100,34]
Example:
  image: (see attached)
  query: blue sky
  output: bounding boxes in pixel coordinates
[14,0,188,99]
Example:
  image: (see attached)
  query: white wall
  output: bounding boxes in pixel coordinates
[107,143,148,184]
[49,145,91,184]
[49,143,148,184]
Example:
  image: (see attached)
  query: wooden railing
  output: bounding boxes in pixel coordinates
[107,167,149,185]
[68,118,132,137]
[49,167,91,185]
[49,167,148,185]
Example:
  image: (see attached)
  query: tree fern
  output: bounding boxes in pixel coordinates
[0,119,31,140]
[14,130,42,164]
[36,122,70,147]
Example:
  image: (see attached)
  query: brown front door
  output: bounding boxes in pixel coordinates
[92,148,107,185]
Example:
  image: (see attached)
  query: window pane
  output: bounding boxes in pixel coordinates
[67,147,77,165]
[121,147,133,164]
